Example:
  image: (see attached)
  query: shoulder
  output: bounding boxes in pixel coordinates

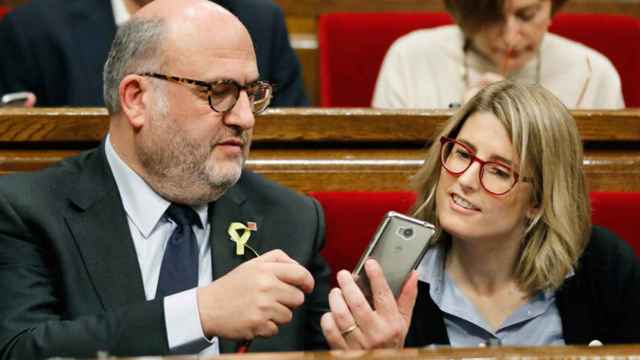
[571,225,639,288]
[389,25,461,55]
[581,226,638,267]
[0,150,96,205]
[542,33,619,76]
[382,25,462,74]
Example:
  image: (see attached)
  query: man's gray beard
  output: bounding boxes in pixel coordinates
[136,126,244,206]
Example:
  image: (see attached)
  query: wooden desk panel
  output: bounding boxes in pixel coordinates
[60,344,640,359]
[276,0,640,19]
[228,344,640,359]
[0,108,637,192]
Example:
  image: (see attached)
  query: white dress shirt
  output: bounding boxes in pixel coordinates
[105,136,220,355]
[417,245,570,346]
[110,0,130,27]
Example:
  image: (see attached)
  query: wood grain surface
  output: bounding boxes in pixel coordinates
[0,108,637,192]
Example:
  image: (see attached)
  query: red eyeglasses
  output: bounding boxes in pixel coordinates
[439,136,524,195]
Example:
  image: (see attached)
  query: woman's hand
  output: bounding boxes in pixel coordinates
[320,259,418,350]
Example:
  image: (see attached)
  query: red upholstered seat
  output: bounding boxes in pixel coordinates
[310,191,640,285]
[0,6,11,19]
[550,14,640,108]
[318,12,452,107]
[318,12,640,107]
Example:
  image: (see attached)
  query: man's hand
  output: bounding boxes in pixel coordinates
[320,259,418,350]
[196,249,314,340]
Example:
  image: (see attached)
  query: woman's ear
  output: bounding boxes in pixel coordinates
[119,74,148,130]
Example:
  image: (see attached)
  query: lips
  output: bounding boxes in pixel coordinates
[450,193,481,211]
[218,137,245,147]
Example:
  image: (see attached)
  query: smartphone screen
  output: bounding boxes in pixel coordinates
[352,211,436,301]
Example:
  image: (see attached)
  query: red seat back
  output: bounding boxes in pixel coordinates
[310,191,640,285]
[318,12,640,107]
[0,6,11,19]
[318,12,452,107]
[549,13,640,107]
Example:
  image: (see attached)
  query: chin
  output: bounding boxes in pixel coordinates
[204,162,243,189]
[437,207,485,242]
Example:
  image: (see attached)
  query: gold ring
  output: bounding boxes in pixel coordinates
[341,324,358,337]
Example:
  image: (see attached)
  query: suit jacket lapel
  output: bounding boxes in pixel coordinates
[65,144,146,311]
[209,182,264,353]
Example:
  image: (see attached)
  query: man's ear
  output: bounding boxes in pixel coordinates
[119,74,148,130]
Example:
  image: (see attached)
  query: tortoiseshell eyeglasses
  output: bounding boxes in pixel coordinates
[138,72,273,114]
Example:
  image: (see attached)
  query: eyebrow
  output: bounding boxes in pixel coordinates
[458,139,514,166]
[513,1,542,13]
[203,77,261,86]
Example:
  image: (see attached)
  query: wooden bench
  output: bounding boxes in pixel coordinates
[0,108,638,192]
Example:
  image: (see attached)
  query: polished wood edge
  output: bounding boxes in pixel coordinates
[273,0,640,18]
[0,108,638,143]
[215,344,640,359]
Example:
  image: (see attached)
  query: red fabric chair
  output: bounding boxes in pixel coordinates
[310,191,640,286]
[318,12,452,107]
[0,6,11,19]
[318,12,640,107]
[549,13,640,108]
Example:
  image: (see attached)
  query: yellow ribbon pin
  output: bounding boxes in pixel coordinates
[228,222,255,256]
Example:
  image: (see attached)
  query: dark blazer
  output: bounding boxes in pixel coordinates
[0,0,308,107]
[0,145,329,359]
[405,226,640,346]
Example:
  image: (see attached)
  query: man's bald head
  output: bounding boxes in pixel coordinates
[103,0,255,114]
[134,0,232,20]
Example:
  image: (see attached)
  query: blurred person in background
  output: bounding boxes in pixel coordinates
[373,0,624,109]
[0,0,308,107]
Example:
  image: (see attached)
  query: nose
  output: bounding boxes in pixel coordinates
[456,161,482,192]
[502,16,522,49]
[223,91,255,131]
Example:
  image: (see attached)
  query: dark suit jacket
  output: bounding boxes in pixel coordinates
[405,226,640,346]
[0,145,329,359]
[0,0,308,107]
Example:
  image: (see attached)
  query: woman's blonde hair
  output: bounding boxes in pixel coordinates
[411,81,590,293]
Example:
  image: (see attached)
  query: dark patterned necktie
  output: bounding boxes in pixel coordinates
[155,204,203,299]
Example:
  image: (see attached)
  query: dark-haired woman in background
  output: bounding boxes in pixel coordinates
[373,0,624,109]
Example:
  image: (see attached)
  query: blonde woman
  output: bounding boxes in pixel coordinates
[321,81,640,349]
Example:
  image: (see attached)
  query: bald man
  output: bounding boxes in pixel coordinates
[0,1,328,358]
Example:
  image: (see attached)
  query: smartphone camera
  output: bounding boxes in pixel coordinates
[396,227,414,240]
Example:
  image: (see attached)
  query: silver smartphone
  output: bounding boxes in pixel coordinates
[353,211,436,301]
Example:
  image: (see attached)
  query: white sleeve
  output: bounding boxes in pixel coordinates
[163,288,218,354]
[588,54,625,109]
[372,41,411,108]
